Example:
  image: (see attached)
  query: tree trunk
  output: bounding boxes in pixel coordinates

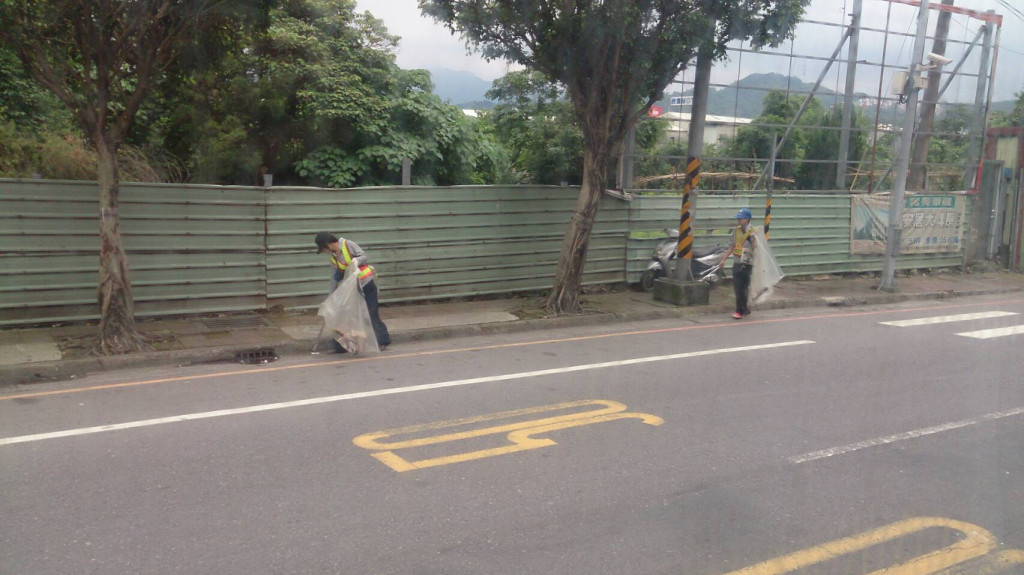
[545,148,607,314]
[96,138,148,355]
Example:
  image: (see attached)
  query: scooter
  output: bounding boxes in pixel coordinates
[640,228,729,292]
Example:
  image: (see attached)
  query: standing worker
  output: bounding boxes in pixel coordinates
[315,232,391,350]
[718,208,756,319]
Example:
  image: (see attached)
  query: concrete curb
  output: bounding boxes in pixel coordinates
[3,285,1023,386]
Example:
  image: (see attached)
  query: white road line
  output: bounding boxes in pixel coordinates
[956,325,1024,339]
[0,340,814,447]
[789,406,1024,464]
[879,311,1017,327]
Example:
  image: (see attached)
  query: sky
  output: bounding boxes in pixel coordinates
[355,0,1024,102]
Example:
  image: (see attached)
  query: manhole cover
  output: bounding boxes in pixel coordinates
[202,314,269,330]
[236,348,278,364]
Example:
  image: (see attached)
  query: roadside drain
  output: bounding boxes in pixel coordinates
[236,348,279,364]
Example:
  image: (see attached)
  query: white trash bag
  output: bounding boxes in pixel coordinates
[749,227,785,305]
[317,265,380,355]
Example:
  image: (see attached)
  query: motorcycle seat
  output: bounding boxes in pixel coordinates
[692,244,724,259]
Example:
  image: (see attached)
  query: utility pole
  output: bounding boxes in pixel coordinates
[837,0,863,190]
[880,0,931,291]
[908,0,954,191]
[670,49,712,281]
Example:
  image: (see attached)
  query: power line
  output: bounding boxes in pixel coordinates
[994,0,1024,23]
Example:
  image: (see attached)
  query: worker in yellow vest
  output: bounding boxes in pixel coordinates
[315,232,391,350]
[717,208,756,319]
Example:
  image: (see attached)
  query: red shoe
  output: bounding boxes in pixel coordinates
[732,312,743,319]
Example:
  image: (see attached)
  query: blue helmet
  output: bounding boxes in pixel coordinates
[734,208,753,220]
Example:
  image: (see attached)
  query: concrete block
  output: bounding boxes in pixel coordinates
[652,279,710,306]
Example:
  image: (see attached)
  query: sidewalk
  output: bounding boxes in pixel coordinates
[3,269,1023,386]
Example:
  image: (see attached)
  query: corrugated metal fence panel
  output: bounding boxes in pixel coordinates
[2,179,973,327]
[0,179,266,326]
[626,193,967,283]
[266,186,629,309]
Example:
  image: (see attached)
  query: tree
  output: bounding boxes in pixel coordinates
[483,70,583,184]
[797,104,865,191]
[140,0,495,187]
[421,0,807,313]
[725,90,822,190]
[0,0,258,354]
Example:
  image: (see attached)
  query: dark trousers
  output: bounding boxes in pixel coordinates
[362,280,391,347]
[732,262,752,315]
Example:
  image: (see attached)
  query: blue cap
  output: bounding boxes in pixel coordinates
[735,208,752,220]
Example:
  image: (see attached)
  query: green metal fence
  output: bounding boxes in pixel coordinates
[264,186,630,310]
[626,193,967,283]
[0,181,629,325]
[0,180,266,326]
[0,180,969,327]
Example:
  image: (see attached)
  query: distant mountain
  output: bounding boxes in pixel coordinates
[991,99,1016,114]
[656,72,843,119]
[427,68,494,107]
[456,100,497,111]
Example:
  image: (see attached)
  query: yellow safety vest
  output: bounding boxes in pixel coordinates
[332,241,374,280]
[732,226,753,256]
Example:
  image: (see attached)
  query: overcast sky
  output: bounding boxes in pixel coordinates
[355,0,1024,102]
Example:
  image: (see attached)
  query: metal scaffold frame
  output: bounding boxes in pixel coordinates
[628,0,1004,197]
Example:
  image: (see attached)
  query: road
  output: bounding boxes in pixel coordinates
[2,294,1023,575]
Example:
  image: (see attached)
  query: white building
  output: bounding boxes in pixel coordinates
[655,112,752,147]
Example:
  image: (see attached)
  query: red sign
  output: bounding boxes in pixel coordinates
[648,106,663,118]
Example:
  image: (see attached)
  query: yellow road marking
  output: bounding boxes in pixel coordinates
[722,517,1010,575]
[935,550,1024,574]
[4,297,1022,401]
[354,399,663,472]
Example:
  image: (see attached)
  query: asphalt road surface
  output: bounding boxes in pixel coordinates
[2,294,1023,575]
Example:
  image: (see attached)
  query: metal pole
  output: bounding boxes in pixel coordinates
[671,49,711,281]
[618,125,636,191]
[988,167,1003,259]
[880,0,931,292]
[964,16,993,190]
[837,0,863,190]
[753,27,853,191]
[971,18,1001,194]
[936,26,984,101]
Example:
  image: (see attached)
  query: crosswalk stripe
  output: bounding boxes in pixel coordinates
[956,325,1024,339]
[879,311,1017,327]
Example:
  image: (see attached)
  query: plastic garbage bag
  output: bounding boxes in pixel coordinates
[317,265,380,355]
[749,227,784,305]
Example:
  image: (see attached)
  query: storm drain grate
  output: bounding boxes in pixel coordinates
[236,348,278,364]
[201,314,269,330]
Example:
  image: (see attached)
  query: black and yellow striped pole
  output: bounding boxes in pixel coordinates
[672,156,700,280]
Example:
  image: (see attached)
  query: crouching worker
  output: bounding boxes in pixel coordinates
[315,232,391,351]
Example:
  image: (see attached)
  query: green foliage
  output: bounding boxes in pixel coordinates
[420,0,809,172]
[1010,89,1024,127]
[723,90,823,188]
[796,104,865,190]
[0,45,72,132]
[137,0,497,186]
[481,71,584,184]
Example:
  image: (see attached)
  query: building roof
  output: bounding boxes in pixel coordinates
[658,111,752,125]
